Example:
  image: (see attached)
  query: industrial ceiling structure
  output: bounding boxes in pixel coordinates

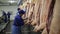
[0,0,23,6]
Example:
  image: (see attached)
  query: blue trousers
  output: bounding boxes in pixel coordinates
[11,25,22,34]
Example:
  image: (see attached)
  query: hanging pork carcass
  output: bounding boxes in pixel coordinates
[33,0,49,32]
[41,0,56,34]
[33,0,56,34]
[49,0,60,34]
[31,0,40,26]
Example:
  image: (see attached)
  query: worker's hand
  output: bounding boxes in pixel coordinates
[24,21,30,25]
[24,22,28,25]
[23,17,28,20]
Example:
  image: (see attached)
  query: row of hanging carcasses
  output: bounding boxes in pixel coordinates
[19,0,56,34]
[22,0,51,25]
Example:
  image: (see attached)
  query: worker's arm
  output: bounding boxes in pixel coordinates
[23,17,28,20]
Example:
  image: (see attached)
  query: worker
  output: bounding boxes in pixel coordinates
[2,10,7,23]
[7,12,11,22]
[11,8,26,34]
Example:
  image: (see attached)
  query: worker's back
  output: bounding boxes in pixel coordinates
[13,15,24,26]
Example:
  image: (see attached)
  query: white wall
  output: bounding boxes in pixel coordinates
[0,6,18,20]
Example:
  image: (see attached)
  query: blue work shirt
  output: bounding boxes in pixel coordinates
[13,15,24,26]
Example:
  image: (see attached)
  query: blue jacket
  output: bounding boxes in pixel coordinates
[13,15,24,26]
[13,9,25,26]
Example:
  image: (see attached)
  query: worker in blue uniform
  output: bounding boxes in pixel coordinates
[7,12,11,22]
[2,11,7,23]
[11,8,26,34]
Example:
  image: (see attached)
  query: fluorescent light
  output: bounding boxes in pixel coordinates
[8,1,17,3]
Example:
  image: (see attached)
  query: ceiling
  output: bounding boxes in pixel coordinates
[0,0,23,6]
